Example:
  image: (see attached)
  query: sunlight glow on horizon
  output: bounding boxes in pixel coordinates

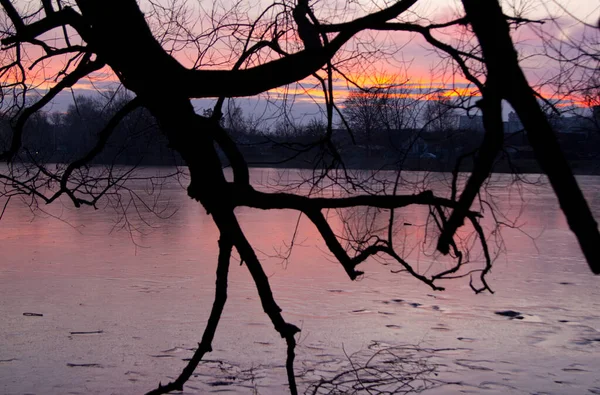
[4,0,597,116]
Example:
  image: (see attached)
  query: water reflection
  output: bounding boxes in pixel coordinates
[1,168,599,394]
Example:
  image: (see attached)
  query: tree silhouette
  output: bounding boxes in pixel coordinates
[422,93,456,133]
[1,1,599,394]
[342,83,422,150]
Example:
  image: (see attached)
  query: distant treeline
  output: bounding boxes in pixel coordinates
[233,124,600,174]
[2,93,600,174]
[0,93,179,166]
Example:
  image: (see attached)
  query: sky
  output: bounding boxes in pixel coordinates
[6,0,600,124]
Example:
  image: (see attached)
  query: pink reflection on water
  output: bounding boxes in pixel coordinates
[1,169,599,394]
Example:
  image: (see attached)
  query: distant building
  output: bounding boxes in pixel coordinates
[506,111,596,134]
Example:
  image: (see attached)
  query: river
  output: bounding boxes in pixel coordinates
[1,168,599,394]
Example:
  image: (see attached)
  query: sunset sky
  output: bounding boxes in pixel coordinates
[8,0,599,123]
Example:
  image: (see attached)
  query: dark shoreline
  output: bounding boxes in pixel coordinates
[4,157,600,176]
[240,158,600,176]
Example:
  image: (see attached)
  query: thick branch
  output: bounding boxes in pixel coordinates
[198,115,250,186]
[293,0,322,50]
[305,208,365,280]
[0,0,25,31]
[29,45,88,69]
[233,187,479,215]
[41,0,54,15]
[185,0,418,97]
[460,0,600,274]
[233,187,482,284]
[213,208,300,395]
[437,91,504,254]
[74,0,418,99]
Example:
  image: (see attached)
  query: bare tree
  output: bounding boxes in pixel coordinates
[1,1,599,394]
[343,84,421,142]
[222,99,247,134]
[422,93,457,132]
[343,88,388,147]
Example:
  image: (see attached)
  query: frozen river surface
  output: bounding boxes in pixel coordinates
[1,169,600,394]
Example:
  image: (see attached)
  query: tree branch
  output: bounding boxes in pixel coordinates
[0,56,105,162]
[458,0,600,274]
[0,6,86,47]
[146,235,233,395]
[48,98,141,207]
[213,208,301,395]
[0,0,25,31]
[233,187,480,215]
